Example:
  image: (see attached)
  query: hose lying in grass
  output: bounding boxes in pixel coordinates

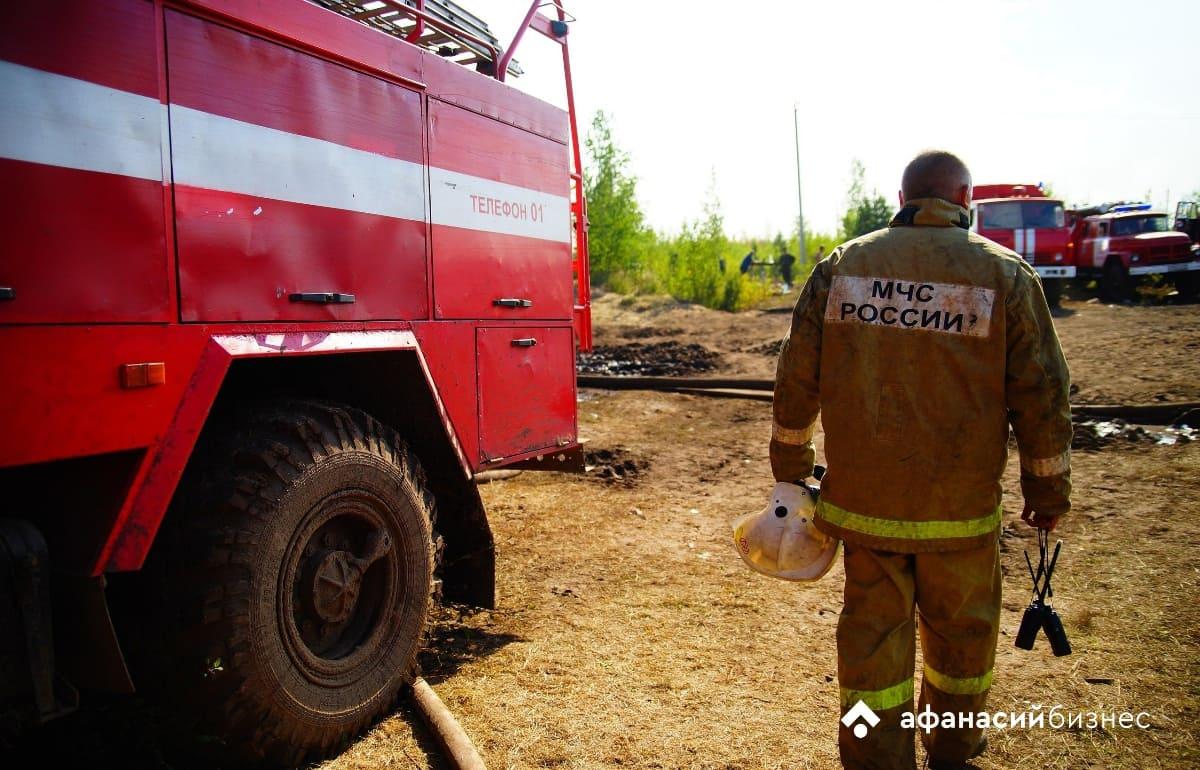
[410,677,487,770]
[577,375,1199,425]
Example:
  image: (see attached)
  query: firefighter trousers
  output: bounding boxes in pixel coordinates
[836,538,1001,770]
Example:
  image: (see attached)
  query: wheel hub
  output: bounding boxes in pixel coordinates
[285,503,398,665]
[310,550,362,624]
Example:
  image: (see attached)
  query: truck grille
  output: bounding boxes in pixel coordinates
[1141,243,1190,263]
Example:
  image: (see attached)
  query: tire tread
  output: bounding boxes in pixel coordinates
[148,399,440,766]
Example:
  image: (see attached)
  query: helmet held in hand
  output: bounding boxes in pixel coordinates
[732,482,840,582]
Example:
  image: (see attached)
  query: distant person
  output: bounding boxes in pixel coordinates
[777,249,796,290]
[770,150,1071,769]
[812,244,826,263]
[740,244,757,275]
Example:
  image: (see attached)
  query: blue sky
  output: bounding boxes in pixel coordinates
[491,0,1200,236]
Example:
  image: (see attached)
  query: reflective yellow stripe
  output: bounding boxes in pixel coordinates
[1021,449,1070,477]
[817,500,1001,541]
[840,678,914,711]
[772,420,815,445]
[923,665,993,696]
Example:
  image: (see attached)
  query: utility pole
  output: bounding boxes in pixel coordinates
[793,104,807,264]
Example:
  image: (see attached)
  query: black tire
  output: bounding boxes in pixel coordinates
[1173,271,1200,302]
[1066,276,1096,300]
[146,400,438,766]
[1100,258,1133,302]
[1041,278,1063,307]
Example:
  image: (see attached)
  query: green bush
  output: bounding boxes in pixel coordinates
[583,112,862,311]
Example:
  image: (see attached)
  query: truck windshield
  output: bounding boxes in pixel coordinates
[1111,215,1168,236]
[978,201,1065,229]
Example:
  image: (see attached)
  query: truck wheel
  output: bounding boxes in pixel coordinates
[1100,259,1132,302]
[1173,272,1200,302]
[149,400,438,766]
[1041,278,1063,307]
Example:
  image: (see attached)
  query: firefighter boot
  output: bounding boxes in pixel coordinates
[915,539,1001,765]
[837,543,917,770]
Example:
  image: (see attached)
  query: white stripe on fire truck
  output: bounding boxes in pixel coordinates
[0,61,572,241]
[169,104,427,222]
[0,60,163,182]
[429,166,571,244]
[1014,228,1024,255]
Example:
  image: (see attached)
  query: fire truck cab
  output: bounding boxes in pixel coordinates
[1066,203,1199,301]
[1175,200,1200,247]
[0,0,589,764]
[969,183,1072,305]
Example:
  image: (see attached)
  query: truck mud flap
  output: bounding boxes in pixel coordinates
[0,519,78,726]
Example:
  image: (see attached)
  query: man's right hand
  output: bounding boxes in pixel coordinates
[1021,501,1059,531]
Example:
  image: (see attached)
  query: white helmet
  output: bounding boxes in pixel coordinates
[732,482,840,581]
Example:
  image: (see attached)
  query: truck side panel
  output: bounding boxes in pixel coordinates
[167,11,430,322]
[190,0,568,143]
[0,0,168,324]
[0,326,209,469]
[411,321,482,464]
[428,100,572,320]
[477,326,576,463]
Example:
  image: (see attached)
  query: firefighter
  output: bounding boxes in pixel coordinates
[777,248,797,291]
[741,243,759,274]
[770,150,1071,770]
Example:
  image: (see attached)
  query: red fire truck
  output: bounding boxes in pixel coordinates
[969,183,1072,305]
[1066,203,1199,301]
[1175,200,1200,248]
[0,0,589,763]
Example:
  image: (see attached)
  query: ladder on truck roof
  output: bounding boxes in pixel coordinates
[311,0,523,77]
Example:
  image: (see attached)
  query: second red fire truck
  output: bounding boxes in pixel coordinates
[972,185,1199,303]
[1066,203,1199,302]
[970,183,1072,305]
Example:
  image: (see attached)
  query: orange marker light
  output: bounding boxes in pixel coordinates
[120,362,166,389]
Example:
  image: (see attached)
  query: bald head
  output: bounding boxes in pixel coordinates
[900,150,972,207]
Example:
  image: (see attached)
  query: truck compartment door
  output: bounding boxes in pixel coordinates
[165,12,428,322]
[0,0,168,324]
[476,326,575,463]
[428,101,572,321]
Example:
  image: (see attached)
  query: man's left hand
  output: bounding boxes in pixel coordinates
[1021,501,1059,531]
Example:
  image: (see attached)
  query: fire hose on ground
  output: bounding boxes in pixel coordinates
[410,677,488,770]
[576,375,1200,426]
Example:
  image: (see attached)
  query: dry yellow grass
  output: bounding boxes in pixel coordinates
[325,390,1200,770]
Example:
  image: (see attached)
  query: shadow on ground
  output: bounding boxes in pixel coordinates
[419,606,524,685]
[4,607,519,769]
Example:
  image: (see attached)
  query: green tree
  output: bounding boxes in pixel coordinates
[771,232,788,257]
[583,111,652,290]
[661,178,770,311]
[666,177,727,307]
[840,159,893,239]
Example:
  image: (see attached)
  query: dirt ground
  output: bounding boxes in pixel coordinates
[15,292,1200,769]
[321,293,1200,770]
[584,292,1200,405]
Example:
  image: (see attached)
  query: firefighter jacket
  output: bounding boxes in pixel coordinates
[771,197,1072,553]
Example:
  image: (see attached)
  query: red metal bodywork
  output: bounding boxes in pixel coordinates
[969,183,1074,280]
[1066,211,1199,277]
[0,0,590,577]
